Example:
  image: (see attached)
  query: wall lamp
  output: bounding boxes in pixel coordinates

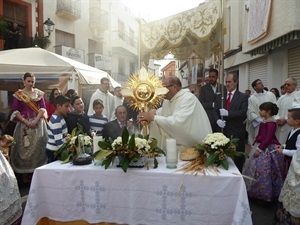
[180,70,188,80]
[44,18,55,36]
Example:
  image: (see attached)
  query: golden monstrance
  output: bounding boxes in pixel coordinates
[121,67,168,136]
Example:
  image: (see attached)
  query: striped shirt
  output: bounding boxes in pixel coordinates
[89,114,108,134]
[46,114,68,151]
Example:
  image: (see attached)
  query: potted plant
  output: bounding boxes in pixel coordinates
[0,18,9,49]
[32,33,51,49]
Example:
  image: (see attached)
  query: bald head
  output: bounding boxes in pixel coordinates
[163,76,182,100]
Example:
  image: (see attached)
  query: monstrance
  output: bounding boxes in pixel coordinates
[121,67,168,136]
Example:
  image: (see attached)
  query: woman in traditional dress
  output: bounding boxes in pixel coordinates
[10,72,48,176]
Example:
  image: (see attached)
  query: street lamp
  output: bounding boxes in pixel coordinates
[180,70,188,80]
[43,18,55,36]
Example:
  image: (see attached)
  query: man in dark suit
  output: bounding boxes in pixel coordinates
[214,73,248,172]
[102,105,135,141]
[198,69,226,132]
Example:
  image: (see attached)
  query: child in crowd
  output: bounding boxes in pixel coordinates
[273,149,300,225]
[0,134,14,162]
[89,99,108,136]
[65,96,92,136]
[45,95,70,163]
[275,108,300,179]
[243,102,284,202]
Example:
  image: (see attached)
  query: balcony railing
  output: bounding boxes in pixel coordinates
[56,0,81,21]
[89,9,109,31]
[112,30,137,48]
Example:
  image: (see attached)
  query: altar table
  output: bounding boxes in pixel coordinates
[21,158,252,225]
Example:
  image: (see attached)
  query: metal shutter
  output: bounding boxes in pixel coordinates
[288,46,300,89]
[248,56,268,91]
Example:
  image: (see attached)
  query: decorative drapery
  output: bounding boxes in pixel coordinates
[140,1,221,62]
[247,0,272,44]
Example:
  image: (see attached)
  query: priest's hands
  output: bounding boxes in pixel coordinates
[217,119,226,128]
[137,109,156,123]
[219,108,228,116]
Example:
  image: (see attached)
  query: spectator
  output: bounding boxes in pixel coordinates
[198,68,226,132]
[275,78,297,144]
[46,88,62,121]
[65,89,78,99]
[87,77,115,121]
[114,86,124,108]
[215,74,248,172]
[4,22,22,50]
[66,96,92,136]
[102,105,135,141]
[245,89,251,98]
[270,87,280,99]
[46,95,70,163]
[89,99,108,136]
[246,79,276,145]
[280,84,287,96]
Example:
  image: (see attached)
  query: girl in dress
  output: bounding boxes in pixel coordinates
[243,102,284,202]
[10,72,48,175]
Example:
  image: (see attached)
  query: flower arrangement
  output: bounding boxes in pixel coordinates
[194,132,242,170]
[54,124,92,163]
[94,128,165,172]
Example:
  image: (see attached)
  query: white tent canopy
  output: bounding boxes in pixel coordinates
[0,47,120,88]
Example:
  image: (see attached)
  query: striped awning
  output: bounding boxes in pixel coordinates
[247,31,300,56]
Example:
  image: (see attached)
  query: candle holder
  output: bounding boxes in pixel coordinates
[93,135,103,166]
[166,138,178,169]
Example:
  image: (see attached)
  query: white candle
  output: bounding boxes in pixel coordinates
[93,136,103,154]
[166,138,178,168]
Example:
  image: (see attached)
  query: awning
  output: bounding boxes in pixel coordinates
[140,1,221,62]
[246,31,300,56]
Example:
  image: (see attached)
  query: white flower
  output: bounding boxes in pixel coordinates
[70,136,77,145]
[83,136,92,146]
[203,133,229,149]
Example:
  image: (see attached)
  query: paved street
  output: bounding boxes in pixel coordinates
[19,182,276,225]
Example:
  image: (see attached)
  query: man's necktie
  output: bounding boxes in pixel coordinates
[226,92,232,110]
[120,121,126,128]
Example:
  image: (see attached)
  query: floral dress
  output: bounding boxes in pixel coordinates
[10,89,48,173]
[243,120,284,202]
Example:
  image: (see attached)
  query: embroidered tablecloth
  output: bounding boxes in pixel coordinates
[21,158,252,225]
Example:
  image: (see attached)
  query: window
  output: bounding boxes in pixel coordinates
[118,20,125,40]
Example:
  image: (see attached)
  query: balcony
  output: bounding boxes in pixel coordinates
[111,30,138,57]
[89,9,109,32]
[56,0,81,21]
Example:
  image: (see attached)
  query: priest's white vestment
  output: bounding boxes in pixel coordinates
[149,89,212,151]
[275,91,296,144]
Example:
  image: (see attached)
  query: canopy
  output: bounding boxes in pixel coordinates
[0,47,120,88]
[140,1,221,62]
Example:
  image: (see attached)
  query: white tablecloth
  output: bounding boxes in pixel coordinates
[21,158,252,225]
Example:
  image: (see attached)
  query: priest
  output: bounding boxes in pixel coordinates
[138,76,212,151]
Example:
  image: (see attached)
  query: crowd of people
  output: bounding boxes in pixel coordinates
[1,70,300,225]
[200,69,300,225]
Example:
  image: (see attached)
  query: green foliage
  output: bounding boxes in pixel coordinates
[195,133,244,170]
[0,18,9,36]
[54,123,91,163]
[93,127,165,173]
[33,33,51,49]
